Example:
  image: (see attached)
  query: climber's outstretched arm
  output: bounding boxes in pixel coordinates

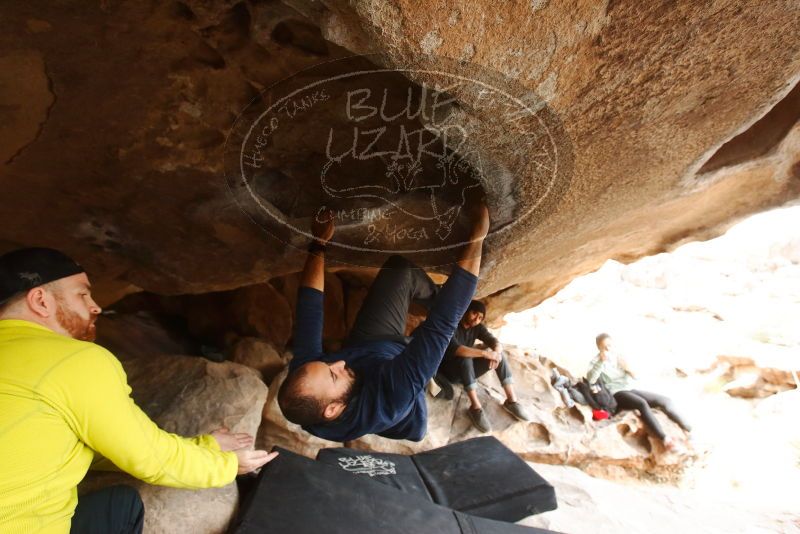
[456,202,489,276]
[381,201,489,401]
[291,210,335,368]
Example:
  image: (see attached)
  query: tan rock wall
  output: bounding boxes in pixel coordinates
[0,1,797,313]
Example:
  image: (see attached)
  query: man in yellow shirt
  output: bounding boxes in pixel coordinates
[0,248,278,533]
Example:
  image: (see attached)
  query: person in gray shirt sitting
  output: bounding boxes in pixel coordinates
[429,301,531,432]
[588,333,692,451]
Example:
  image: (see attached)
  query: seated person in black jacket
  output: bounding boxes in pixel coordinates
[430,301,531,432]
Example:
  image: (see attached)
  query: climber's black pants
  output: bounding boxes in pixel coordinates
[71,485,144,534]
[346,255,438,346]
[613,389,692,440]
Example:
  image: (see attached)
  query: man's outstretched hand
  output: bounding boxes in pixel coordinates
[235,449,279,475]
[211,427,254,452]
[312,208,335,244]
[211,427,278,475]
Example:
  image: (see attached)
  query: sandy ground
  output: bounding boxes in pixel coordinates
[495,205,800,532]
[522,462,799,534]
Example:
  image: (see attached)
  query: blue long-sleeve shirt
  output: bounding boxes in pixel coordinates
[289,265,478,442]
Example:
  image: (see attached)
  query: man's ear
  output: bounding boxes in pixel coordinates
[26,287,54,318]
[322,400,345,421]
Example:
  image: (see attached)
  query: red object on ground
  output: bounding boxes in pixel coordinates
[592,409,610,421]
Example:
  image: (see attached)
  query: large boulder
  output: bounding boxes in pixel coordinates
[229,282,293,348]
[0,2,798,314]
[229,336,289,384]
[79,314,269,534]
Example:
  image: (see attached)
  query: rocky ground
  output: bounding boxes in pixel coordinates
[501,204,800,532]
[522,463,798,534]
[82,311,698,533]
[258,346,696,480]
[82,205,799,533]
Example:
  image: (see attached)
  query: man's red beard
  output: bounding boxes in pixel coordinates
[55,295,97,341]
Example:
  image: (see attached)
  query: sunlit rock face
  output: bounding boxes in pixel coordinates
[1,1,799,310]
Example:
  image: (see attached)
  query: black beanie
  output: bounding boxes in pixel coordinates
[467,300,486,316]
[0,248,85,306]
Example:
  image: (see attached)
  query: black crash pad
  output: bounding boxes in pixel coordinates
[316,436,557,522]
[232,447,558,534]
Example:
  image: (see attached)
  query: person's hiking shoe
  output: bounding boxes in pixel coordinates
[468,407,492,433]
[431,373,454,400]
[503,400,532,422]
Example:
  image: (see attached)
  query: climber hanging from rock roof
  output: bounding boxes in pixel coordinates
[278,198,489,442]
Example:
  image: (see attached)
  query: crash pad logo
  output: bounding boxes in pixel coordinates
[224,55,572,268]
[337,455,397,477]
